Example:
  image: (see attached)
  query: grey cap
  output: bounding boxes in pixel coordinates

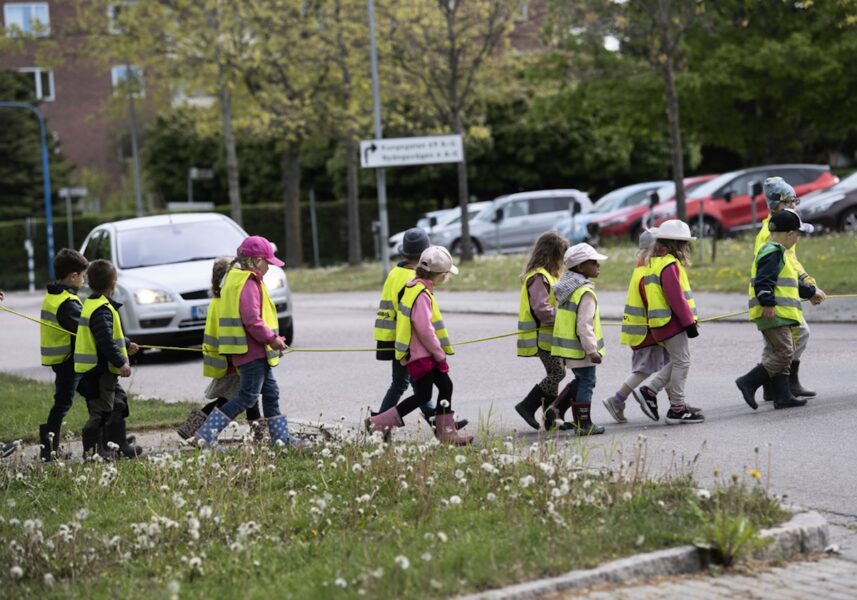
[397,227,430,258]
[764,177,796,210]
[638,228,656,250]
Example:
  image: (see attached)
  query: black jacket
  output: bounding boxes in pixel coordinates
[87,294,130,370]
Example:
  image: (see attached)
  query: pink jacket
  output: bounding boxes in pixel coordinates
[638,262,695,346]
[527,274,555,326]
[233,271,280,368]
[401,278,447,365]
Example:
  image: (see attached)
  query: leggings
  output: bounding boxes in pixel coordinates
[396,369,453,417]
[536,348,565,398]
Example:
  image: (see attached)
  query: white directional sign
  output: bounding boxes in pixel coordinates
[360,134,464,168]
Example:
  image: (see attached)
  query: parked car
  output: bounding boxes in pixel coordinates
[556,181,670,244]
[798,171,857,232]
[79,213,294,348]
[432,189,592,254]
[596,175,718,241]
[387,202,490,256]
[650,164,838,237]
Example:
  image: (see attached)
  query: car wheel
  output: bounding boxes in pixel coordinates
[450,238,482,256]
[689,218,720,239]
[279,318,294,346]
[839,208,857,232]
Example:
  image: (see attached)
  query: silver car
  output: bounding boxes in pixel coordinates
[79,213,294,349]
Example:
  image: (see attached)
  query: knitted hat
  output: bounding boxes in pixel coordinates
[763,177,797,210]
[397,228,430,258]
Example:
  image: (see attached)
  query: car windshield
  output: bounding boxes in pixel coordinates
[653,179,710,203]
[117,221,246,269]
[590,189,629,213]
[688,172,749,199]
[825,171,857,192]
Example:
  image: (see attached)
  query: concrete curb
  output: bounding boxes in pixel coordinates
[459,510,829,600]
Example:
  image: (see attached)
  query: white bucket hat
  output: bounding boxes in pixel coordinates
[419,245,459,275]
[655,219,696,241]
[564,243,608,268]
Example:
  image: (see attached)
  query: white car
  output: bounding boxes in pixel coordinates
[78,213,294,349]
[388,203,490,256]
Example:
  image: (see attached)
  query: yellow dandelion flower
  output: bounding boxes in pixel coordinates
[746,469,762,480]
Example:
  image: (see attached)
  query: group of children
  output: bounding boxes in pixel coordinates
[25,177,824,460]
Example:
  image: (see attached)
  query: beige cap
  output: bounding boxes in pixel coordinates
[564,243,608,268]
[419,245,459,275]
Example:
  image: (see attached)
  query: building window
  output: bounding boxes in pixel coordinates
[19,67,55,101]
[111,65,145,98]
[3,2,50,36]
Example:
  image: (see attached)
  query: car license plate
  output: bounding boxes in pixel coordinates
[192,304,209,320]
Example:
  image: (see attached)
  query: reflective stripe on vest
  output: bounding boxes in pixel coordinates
[218,268,281,367]
[748,242,803,323]
[374,265,415,342]
[202,297,228,378]
[550,286,606,360]
[74,297,128,374]
[620,265,648,347]
[517,268,558,357]
[394,282,454,361]
[644,256,698,328]
[40,289,80,365]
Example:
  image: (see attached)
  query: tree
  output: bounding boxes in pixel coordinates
[383,0,519,260]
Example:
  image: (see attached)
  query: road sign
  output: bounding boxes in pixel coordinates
[189,167,214,180]
[360,134,464,168]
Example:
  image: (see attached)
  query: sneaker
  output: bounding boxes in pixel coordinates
[632,386,659,422]
[685,404,703,415]
[601,396,627,424]
[665,407,705,425]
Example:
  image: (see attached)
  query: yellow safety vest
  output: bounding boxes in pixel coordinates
[75,296,128,375]
[218,268,280,367]
[202,297,228,378]
[748,242,803,323]
[394,282,454,361]
[40,289,80,365]
[517,268,558,356]
[551,285,606,360]
[620,265,649,347]
[754,216,814,285]
[644,256,698,328]
[374,265,415,342]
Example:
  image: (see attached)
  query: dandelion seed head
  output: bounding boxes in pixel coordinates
[449,495,462,505]
[9,566,23,579]
[43,573,55,587]
[394,555,410,570]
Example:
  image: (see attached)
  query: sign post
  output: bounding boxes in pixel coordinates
[59,187,87,248]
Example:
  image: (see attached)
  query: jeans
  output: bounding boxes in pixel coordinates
[570,366,597,405]
[378,360,435,417]
[46,360,87,430]
[219,359,281,419]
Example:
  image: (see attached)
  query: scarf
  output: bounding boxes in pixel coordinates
[553,270,592,306]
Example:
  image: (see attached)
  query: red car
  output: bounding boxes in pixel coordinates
[596,175,718,240]
[650,164,838,237]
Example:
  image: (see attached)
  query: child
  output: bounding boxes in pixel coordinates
[195,236,291,447]
[546,243,608,435]
[365,246,472,445]
[74,259,143,458]
[737,209,816,410]
[175,258,263,440]
[754,177,826,400]
[38,248,89,461]
[631,220,703,425]
[515,231,568,430]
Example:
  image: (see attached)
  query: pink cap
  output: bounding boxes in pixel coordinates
[237,236,284,267]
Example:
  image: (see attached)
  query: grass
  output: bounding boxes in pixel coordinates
[0,373,197,442]
[0,432,786,598]
[287,232,857,295]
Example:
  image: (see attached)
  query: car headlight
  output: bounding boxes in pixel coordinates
[134,289,173,304]
[265,273,286,290]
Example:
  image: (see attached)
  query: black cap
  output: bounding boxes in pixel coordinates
[768,209,812,233]
[397,228,430,258]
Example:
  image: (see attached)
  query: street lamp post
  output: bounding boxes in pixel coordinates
[0,101,56,279]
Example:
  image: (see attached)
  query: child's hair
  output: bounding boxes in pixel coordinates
[210,257,231,298]
[415,266,447,283]
[635,246,652,265]
[520,231,569,281]
[54,248,89,280]
[86,259,117,295]
[655,239,691,267]
[229,256,260,271]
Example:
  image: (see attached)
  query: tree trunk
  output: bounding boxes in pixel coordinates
[452,111,473,261]
[282,140,303,267]
[345,128,362,265]
[220,87,243,227]
[662,58,686,223]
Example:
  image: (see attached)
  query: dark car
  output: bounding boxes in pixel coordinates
[798,172,857,232]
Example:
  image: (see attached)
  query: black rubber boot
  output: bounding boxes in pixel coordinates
[107,419,143,459]
[38,424,52,462]
[544,383,575,431]
[566,402,605,435]
[82,427,108,460]
[762,379,774,402]
[735,364,769,410]
[789,361,816,397]
[772,374,807,409]
[515,385,546,430]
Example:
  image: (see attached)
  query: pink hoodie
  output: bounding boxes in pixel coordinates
[233,271,280,368]
[401,278,447,366]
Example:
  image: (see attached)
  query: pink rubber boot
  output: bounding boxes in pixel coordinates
[434,413,473,446]
[365,407,404,436]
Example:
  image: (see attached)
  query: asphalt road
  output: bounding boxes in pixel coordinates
[2,290,856,517]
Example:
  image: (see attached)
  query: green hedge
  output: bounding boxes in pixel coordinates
[0,198,437,289]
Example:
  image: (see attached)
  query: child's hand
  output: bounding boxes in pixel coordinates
[128,342,140,356]
[270,336,287,351]
[588,352,602,364]
[810,288,826,305]
[119,363,132,377]
[761,306,776,320]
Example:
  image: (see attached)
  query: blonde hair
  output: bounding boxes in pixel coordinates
[654,239,692,267]
[520,231,569,281]
[415,266,448,284]
[210,257,232,298]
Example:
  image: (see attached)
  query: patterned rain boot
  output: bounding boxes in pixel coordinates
[195,408,232,447]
